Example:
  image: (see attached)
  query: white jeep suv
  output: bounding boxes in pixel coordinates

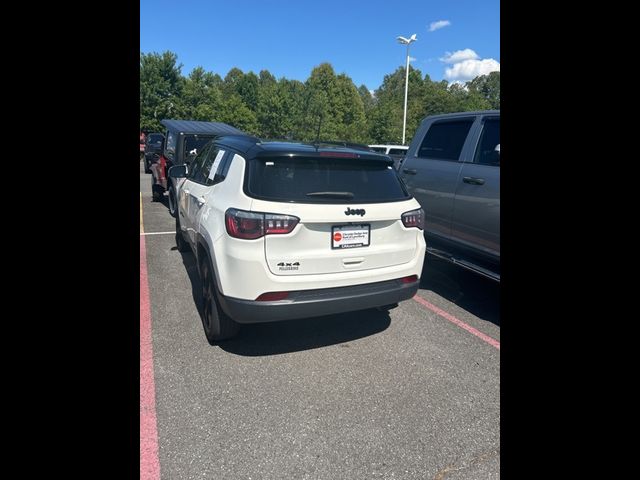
[169,136,426,343]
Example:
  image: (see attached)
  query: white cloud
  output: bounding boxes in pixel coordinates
[440,49,479,64]
[444,58,500,83]
[429,20,451,32]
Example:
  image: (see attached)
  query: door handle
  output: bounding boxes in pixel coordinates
[403,168,417,175]
[463,176,485,185]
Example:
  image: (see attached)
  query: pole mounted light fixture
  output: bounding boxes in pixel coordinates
[396,34,417,145]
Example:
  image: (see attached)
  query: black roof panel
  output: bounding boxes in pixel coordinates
[160,119,244,136]
[213,137,393,164]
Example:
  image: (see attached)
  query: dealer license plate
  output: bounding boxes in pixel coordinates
[331,224,370,249]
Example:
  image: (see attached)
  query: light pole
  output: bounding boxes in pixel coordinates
[396,34,417,145]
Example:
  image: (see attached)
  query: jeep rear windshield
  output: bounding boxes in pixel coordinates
[246,156,410,203]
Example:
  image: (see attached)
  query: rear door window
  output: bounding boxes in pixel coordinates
[189,145,229,186]
[204,148,228,186]
[187,143,213,182]
[417,119,474,161]
[247,157,410,203]
[473,118,500,166]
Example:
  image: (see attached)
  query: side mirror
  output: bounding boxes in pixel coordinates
[169,165,187,178]
[494,144,500,156]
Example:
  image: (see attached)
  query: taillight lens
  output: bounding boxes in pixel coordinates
[401,208,424,230]
[400,275,418,284]
[225,208,299,239]
[265,215,298,234]
[255,291,290,301]
[225,209,264,239]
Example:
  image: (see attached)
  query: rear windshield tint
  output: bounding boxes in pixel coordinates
[246,157,410,203]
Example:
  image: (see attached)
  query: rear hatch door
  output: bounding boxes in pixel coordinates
[246,153,420,276]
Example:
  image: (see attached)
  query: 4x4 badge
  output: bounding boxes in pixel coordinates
[277,262,300,271]
[345,207,366,216]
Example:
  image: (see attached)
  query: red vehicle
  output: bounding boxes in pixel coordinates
[139,132,146,160]
[150,154,168,201]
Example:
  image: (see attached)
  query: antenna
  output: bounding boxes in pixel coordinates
[315,113,323,147]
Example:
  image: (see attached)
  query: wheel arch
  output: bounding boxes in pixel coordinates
[196,233,222,293]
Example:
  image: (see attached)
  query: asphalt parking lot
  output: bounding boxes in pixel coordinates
[140,161,500,479]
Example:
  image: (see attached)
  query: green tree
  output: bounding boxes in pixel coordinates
[467,71,500,109]
[299,63,337,141]
[182,66,224,121]
[448,83,491,111]
[218,94,259,134]
[139,50,497,146]
[420,78,459,117]
[358,85,375,115]
[368,66,425,144]
[297,63,367,143]
[276,79,306,140]
[255,75,283,138]
[258,70,277,87]
[236,71,259,108]
[368,100,399,144]
[222,67,245,96]
[139,51,184,131]
[332,74,367,143]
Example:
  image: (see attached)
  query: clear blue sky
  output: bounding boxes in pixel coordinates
[140,0,499,90]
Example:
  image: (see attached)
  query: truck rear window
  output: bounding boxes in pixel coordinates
[246,157,410,203]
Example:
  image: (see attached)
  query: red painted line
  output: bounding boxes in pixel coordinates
[140,235,161,480]
[413,294,500,350]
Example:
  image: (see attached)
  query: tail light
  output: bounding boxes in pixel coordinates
[225,209,264,239]
[400,275,418,284]
[401,208,424,230]
[225,208,299,239]
[265,215,298,234]
[255,291,290,301]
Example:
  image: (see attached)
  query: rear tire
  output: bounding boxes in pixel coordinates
[200,259,240,343]
[168,186,177,217]
[151,177,163,202]
[175,215,189,253]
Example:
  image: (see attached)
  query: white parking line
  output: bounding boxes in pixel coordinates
[140,232,175,236]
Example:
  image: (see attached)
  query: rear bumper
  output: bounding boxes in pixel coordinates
[217,277,419,324]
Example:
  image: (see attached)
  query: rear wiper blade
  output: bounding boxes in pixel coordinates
[305,191,354,198]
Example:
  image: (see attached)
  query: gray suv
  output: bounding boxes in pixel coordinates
[400,111,500,281]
